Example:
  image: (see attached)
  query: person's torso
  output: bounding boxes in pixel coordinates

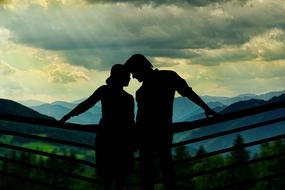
[136,70,179,126]
[100,85,134,130]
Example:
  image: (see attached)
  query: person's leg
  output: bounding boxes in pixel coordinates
[158,136,176,190]
[140,147,155,190]
[103,175,112,190]
[115,175,125,190]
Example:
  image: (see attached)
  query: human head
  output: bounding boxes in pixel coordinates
[106,64,130,87]
[124,54,153,82]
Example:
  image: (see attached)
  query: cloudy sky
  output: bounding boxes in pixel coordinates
[0,0,284,102]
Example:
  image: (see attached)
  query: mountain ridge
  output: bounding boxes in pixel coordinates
[174,94,285,153]
[18,89,285,124]
[1,92,284,155]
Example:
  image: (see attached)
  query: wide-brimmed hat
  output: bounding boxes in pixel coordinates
[106,64,129,85]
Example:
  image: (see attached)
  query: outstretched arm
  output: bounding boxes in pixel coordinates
[60,86,104,122]
[175,73,218,117]
[184,89,218,117]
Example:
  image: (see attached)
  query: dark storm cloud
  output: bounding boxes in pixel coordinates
[1,0,284,70]
[60,47,199,70]
[86,0,248,7]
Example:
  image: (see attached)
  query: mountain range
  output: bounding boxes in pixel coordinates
[1,89,285,155]
[200,89,285,105]
[18,89,285,124]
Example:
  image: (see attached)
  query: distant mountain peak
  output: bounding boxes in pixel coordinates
[221,93,285,114]
[269,93,285,103]
[19,99,47,107]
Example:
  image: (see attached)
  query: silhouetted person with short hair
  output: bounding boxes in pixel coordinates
[125,54,217,190]
[60,64,134,190]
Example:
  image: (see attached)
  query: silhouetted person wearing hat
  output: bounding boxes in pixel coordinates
[60,64,134,190]
[125,54,217,190]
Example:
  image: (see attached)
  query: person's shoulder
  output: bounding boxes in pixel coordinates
[157,69,188,87]
[158,69,180,78]
[97,85,108,90]
[95,85,108,93]
[158,69,177,74]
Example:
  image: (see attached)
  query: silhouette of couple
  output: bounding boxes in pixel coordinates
[60,54,217,190]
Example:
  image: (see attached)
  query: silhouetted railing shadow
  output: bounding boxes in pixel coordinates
[0,100,285,190]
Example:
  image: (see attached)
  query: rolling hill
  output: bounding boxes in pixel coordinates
[0,99,95,147]
[0,98,54,120]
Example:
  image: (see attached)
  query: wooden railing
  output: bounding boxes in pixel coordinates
[0,100,285,189]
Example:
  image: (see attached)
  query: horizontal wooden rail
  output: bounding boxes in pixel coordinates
[172,115,285,147]
[0,100,284,188]
[173,100,285,133]
[0,128,95,150]
[0,113,98,133]
[0,100,284,135]
[0,142,96,168]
